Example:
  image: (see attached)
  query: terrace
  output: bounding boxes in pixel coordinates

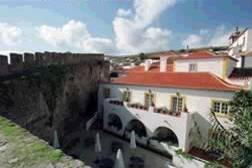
[108,99,185,117]
[104,98,191,152]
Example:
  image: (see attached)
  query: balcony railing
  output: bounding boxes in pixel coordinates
[154,107,181,117]
[127,103,148,111]
[107,99,187,117]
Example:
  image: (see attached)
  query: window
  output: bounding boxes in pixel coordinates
[189,63,197,72]
[144,91,155,108]
[122,89,131,102]
[103,88,110,98]
[171,96,184,112]
[212,100,230,115]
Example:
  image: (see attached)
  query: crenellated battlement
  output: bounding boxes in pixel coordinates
[0,52,105,76]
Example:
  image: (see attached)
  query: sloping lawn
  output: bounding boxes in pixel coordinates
[0,116,63,167]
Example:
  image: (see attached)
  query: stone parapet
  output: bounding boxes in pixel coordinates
[0,52,105,76]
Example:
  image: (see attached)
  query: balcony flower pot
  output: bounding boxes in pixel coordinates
[174,112,179,116]
[183,105,188,112]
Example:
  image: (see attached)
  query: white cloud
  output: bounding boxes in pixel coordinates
[113,0,176,54]
[117,9,132,17]
[182,34,202,48]
[182,25,233,49]
[208,25,233,46]
[199,29,209,35]
[37,20,114,53]
[0,23,23,46]
[9,0,177,55]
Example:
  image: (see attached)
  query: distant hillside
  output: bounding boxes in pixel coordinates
[107,46,229,66]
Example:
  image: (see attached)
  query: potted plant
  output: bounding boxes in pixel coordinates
[143,106,148,110]
[183,105,188,112]
[136,103,141,109]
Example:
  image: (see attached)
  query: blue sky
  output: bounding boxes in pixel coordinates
[0,0,251,55]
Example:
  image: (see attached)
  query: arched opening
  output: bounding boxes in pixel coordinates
[107,113,123,131]
[151,127,179,147]
[124,119,147,138]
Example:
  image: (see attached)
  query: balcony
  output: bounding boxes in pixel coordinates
[127,103,148,111]
[154,107,181,117]
[107,99,186,118]
[104,98,192,152]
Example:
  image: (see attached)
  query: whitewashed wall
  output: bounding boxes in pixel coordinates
[174,57,236,79]
[245,29,252,52]
[229,29,252,67]
[174,58,224,78]
[226,58,237,77]
[103,99,191,151]
[245,56,252,67]
[229,30,250,56]
[98,83,235,150]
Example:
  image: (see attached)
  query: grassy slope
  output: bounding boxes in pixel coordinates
[0,116,63,167]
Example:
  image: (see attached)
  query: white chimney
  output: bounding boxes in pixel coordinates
[144,59,152,71]
[160,57,168,72]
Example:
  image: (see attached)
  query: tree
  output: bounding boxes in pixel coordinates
[208,90,252,167]
[139,53,147,61]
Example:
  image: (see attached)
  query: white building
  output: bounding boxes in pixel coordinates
[228,28,252,67]
[174,50,237,79]
[95,28,252,166]
[97,51,247,158]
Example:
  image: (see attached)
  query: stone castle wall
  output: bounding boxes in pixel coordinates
[0,52,109,154]
[0,52,104,76]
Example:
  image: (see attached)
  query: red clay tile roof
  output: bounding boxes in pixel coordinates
[176,50,237,61]
[126,63,174,73]
[148,51,179,59]
[229,68,252,79]
[109,72,242,91]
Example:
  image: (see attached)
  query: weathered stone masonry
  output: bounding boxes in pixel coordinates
[0,52,109,153]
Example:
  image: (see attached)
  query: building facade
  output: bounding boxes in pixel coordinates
[97,28,252,161]
[98,51,246,155]
[228,28,252,67]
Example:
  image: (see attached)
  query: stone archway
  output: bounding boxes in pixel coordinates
[107,113,123,131]
[152,127,179,147]
[124,119,147,138]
